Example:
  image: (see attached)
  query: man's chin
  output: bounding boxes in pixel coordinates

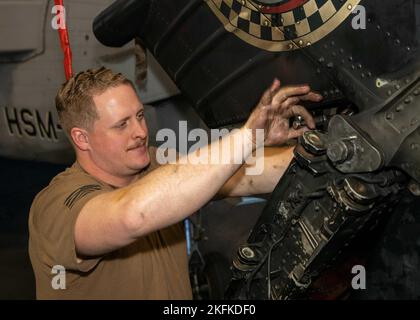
[129,149,150,170]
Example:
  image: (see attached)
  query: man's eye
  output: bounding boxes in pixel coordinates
[136,113,144,120]
[117,122,127,128]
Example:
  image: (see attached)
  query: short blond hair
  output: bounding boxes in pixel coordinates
[56,67,134,136]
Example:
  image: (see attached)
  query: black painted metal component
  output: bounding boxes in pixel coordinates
[226,141,406,299]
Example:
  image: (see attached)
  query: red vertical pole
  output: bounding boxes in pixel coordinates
[54,0,73,80]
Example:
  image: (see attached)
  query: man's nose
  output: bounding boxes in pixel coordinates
[132,119,148,140]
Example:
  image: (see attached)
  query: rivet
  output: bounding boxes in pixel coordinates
[413,89,419,96]
[395,84,401,90]
[386,113,393,120]
[298,40,304,46]
[387,90,393,96]
[404,96,413,104]
[347,4,353,10]
[396,104,404,112]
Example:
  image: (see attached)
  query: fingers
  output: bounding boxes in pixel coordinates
[270,78,281,92]
[272,85,310,105]
[260,87,274,105]
[259,78,281,105]
[287,105,316,129]
[282,97,300,109]
[288,127,309,140]
[298,91,323,102]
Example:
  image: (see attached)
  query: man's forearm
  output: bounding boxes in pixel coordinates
[218,146,294,198]
[121,127,255,238]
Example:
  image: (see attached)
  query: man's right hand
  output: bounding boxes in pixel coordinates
[243,79,322,148]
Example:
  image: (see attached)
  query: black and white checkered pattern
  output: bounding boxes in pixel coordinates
[212,0,347,41]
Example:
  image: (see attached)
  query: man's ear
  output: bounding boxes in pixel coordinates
[70,127,90,151]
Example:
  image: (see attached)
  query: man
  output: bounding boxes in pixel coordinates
[29,67,321,299]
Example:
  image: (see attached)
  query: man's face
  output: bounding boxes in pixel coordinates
[87,84,150,177]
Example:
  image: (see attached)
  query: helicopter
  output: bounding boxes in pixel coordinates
[0,0,418,300]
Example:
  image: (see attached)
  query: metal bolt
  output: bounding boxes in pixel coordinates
[396,104,404,112]
[409,181,420,196]
[404,96,413,104]
[306,131,322,147]
[354,181,366,194]
[241,247,255,259]
[327,141,351,163]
